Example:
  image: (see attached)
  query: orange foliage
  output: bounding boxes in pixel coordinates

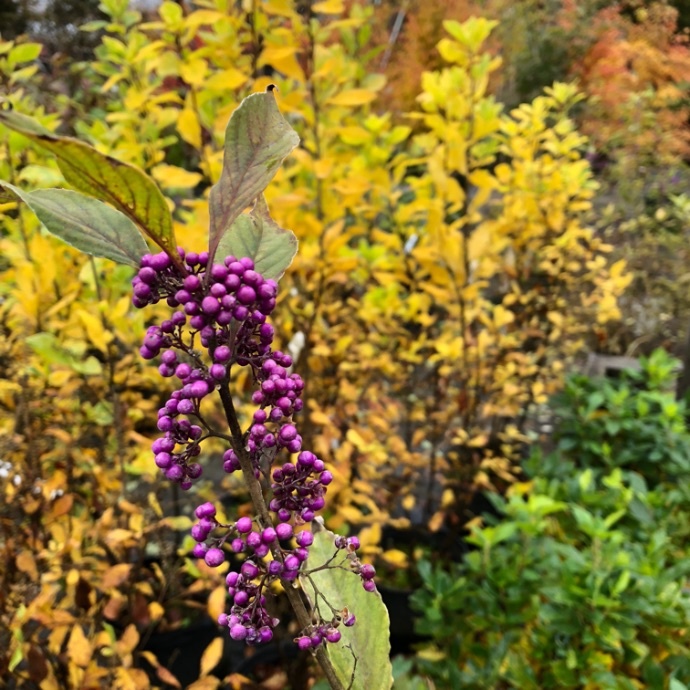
[373,0,501,115]
[575,2,690,165]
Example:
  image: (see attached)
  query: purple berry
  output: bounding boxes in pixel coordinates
[201,295,221,315]
[268,560,283,576]
[241,561,260,579]
[261,527,277,544]
[284,554,300,571]
[234,590,249,606]
[296,636,311,651]
[275,523,293,540]
[230,624,247,641]
[258,627,273,644]
[205,548,225,567]
[246,531,261,549]
[296,531,314,547]
[326,629,341,644]
[192,543,208,558]
[360,564,376,580]
[278,424,297,444]
[236,517,253,534]
[214,345,231,363]
[166,464,184,481]
[210,364,226,380]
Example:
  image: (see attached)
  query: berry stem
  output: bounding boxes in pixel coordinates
[217,381,345,690]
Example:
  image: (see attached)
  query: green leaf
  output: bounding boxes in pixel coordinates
[216,195,297,281]
[0,108,178,264]
[9,43,42,65]
[300,521,393,690]
[8,646,23,673]
[0,183,148,266]
[208,89,300,265]
[25,333,102,375]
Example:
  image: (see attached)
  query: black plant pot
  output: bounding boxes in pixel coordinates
[139,618,244,687]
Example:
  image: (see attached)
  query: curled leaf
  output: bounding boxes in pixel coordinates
[208,89,299,265]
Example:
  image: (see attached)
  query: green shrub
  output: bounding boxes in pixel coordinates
[411,352,690,689]
[547,349,690,484]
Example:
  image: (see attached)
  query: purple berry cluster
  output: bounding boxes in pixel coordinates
[132,248,375,649]
[132,249,276,490]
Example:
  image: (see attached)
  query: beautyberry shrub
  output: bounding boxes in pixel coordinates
[132,249,376,647]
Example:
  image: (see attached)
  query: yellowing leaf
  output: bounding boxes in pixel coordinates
[102,564,133,589]
[76,309,112,353]
[67,626,92,668]
[358,522,382,551]
[382,549,408,567]
[207,586,227,622]
[187,678,221,690]
[199,638,223,677]
[180,58,208,87]
[148,601,165,622]
[116,624,140,656]
[327,89,377,107]
[401,495,415,511]
[203,68,249,92]
[258,46,304,81]
[313,0,344,13]
[148,492,163,518]
[428,511,445,533]
[338,126,371,146]
[177,108,201,149]
[16,551,39,580]
[152,164,202,190]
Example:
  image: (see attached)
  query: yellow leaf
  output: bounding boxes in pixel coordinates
[67,626,92,668]
[327,89,377,107]
[357,523,381,550]
[258,46,304,81]
[337,126,371,145]
[382,549,408,567]
[401,495,415,511]
[180,58,207,87]
[313,0,344,13]
[114,668,149,690]
[151,164,202,189]
[199,638,223,677]
[207,586,227,622]
[428,511,444,533]
[102,564,133,589]
[177,108,201,149]
[148,602,165,623]
[16,551,39,580]
[309,409,332,426]
[116,624,140,657]
[203,68,249,92]
[313,158,333,179]
[187,678,221,690]
[261,0,295,16]
[160,516,193,530]
[76,309,112,353]
[148,492,163,518]
[104,529,135,547]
